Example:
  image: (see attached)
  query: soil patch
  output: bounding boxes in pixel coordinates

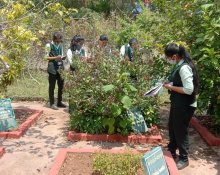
[59,153,97,175]
[195,115,220,138]
[58,152,144,175]
[14,109,34,127]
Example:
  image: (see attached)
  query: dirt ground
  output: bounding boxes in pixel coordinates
[59,153,97,175]
[59,152,144,175]
[0,101,219,175]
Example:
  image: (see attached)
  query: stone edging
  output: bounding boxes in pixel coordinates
[191,117,220,146]
[49,148,180,175]
[67,126,162,144]
[0,108,43,139]
[0,147,5,158]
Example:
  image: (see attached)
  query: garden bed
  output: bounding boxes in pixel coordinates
[49,148,179,175]
[0,108,43,139]
[191,116,220,146]
[67,126,162,144]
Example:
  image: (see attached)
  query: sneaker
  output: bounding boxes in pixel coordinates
[57,102,67,108]
[50,104,59,110]
[168,149,178,161]
[171,154,178,163]
[176,159,189,170]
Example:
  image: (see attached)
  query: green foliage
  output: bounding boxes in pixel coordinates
[0,1,38,92]
[151,0,220,124]
[110,6,175,49]
[92,152,143,175]
[0,0,77,94]
[65,52,159,135]
[88,0,111,17]
[189,2,220,124]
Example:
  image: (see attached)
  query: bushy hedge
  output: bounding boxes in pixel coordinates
[65,51,160,135]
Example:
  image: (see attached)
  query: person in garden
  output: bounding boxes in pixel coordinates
[130,0,143,19]
[46,32,67,110]
[97,34,112,55]
[120,38,139,61]
[163,43,199,170]
[65,34,87,71]
[88,34,114,60]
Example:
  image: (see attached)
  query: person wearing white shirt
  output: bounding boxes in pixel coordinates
[163,43,199,170]
[65,35,87,71]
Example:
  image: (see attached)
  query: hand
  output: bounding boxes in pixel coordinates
[61,56,66,60]
[163,80,170,84]
[163,83,172,90]
[55,55,62,61]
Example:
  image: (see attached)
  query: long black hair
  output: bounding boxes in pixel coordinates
[165,43,199,94]
[70,35,84,52]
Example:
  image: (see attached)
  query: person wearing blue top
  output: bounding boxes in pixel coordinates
[130,0,143,19]
[46,32,67,110]
[163,43,199,170]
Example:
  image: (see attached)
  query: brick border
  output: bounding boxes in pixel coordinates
[49,148,180,175]
[191,117,220,146]
[0,108,43,139]
[67,126,162,144]
[0,147,5,158]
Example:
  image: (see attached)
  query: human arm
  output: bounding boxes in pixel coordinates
[163,65,194,95]
[163,83,186,94]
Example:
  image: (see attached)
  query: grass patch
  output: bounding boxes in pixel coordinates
[6,70,49,100]
[5,70,69,101]
[5,71,68,101]
[92,152,143,175]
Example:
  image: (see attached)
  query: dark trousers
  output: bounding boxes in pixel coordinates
[168,106,195,161]
[48,73,64,106]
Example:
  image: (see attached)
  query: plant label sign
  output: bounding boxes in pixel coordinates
[142,146,169,175]
[0,98,17,131]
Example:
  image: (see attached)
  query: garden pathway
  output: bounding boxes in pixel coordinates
[0,102,219,175]
[0,101,127,175]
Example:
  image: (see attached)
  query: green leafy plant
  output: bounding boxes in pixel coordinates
[0,0,77,94]
[0,1,38,92]
[92,152,143,175]
[189,2,220,124]
[65,49,160,135]
[150,0,220,125]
